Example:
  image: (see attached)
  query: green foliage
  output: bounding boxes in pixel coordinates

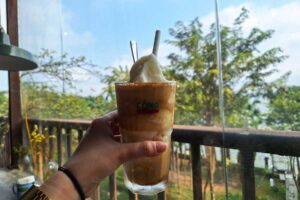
[266,86,300,130]
[0,117,9,159]
[100,65,130,111]
[13,145,29,156]
[165,8,287,126]
[0,91,8,117]
[217,193,243,200]
[21,49,109,119]
[21,82,106,119]
[217,193,277,200]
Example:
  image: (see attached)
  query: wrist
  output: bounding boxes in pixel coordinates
[65,156,98,197]
[40,171,80,200]
[58,166,85,200]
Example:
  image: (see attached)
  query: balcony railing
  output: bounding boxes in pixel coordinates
[26,118,300,200]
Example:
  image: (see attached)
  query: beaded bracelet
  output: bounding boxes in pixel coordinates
[58,166,85,200]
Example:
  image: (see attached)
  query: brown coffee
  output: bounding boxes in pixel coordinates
[115,82,176,186]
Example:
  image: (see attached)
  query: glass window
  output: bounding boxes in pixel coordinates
[17,0,300,199]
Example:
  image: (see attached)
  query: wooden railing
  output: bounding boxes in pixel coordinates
[27,118,300,200]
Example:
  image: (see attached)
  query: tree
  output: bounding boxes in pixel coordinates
[165,8,288,199]
[165,8,288,127]
[21,49,104,120]
[21,82,98,119]
[21,49,100,88]
[266,86,300,131]
[21,57,130,120]
[266,86,300,193]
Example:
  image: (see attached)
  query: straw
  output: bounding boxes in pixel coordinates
[130,40,138,63]
[152,30,161,56]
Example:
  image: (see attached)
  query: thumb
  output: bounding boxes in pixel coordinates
[118,141,167,163]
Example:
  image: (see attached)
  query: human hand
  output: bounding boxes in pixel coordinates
[41,111,167,199]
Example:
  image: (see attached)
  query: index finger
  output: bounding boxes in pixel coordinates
[104,111,121,142]
[101,110,118,122]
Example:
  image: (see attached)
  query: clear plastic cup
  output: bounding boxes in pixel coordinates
[115,82,176,195]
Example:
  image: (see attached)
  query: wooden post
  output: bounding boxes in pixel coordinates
[240,150,255,200]
[7,0,22,168]
[37,144,43,180]
[191,143,202,200]
[48,127,55,161]
[92,185,101,200]
[127,189,136,200]
[158,191,166,200]
[109,173,117,200]
[57,128,63,166]
[66,128,72,158]
[78,129,83,143]
[39,124,46,170]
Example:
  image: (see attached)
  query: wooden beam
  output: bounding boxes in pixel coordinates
[6,0,18,43]
[8,73,22,167]
[172,125,300,157]
[7,0,22,168]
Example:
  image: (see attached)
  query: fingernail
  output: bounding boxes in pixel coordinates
[156,142,167,153]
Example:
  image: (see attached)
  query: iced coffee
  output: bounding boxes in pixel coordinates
[115,54,176,195]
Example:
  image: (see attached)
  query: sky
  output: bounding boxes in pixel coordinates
[1,0,299,96]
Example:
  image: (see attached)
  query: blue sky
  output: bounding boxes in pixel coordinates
[1,0,300,95]
[54,0,215,66]
[57,0,296,67]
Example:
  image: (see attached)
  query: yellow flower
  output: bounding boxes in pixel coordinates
[226,158,231,166]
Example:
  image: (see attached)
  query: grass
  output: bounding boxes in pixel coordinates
[167,182,193,200]
[100,167,161,200]
[99,167,194,200]
[95,160,289,200]
[96,164,286,200]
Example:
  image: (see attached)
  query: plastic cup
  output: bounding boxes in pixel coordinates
[115,82,176,195]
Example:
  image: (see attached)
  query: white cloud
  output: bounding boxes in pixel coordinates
[18,0,95,56]
[139,43,181,67]
[71,68,91,81]
[18,0,60,52]
[18,0,98,93]
[111,54,133,68]
[201,1,300,85]
[110,42,181,71]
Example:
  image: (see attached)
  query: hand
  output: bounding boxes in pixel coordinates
[41,111,167,199]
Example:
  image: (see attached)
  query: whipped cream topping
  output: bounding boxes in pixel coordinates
[129,54,167,82]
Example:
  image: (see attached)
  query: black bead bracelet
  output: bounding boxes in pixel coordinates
[58,166,85,200]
